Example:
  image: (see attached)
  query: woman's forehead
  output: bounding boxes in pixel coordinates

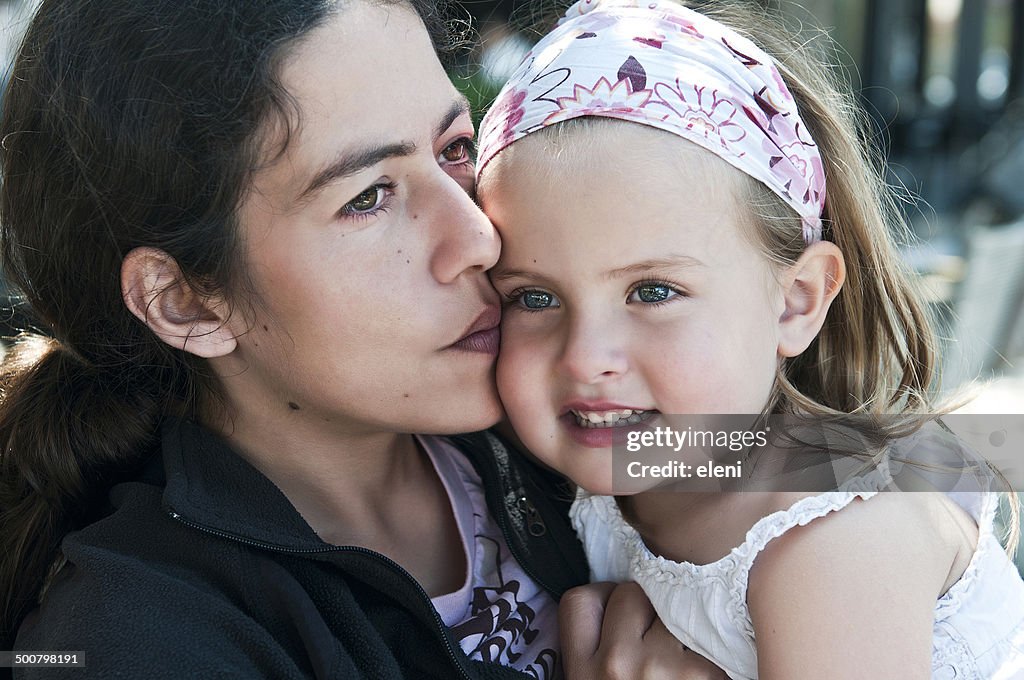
[253,2,465,206]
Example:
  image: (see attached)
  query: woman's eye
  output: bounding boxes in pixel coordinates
[440,138,475,164]
[515,290,560,310]
[340,183,394,218]
[349,187,384,212]
[629,284,678,304]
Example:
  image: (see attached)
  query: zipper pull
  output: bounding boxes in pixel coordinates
[518,495,547,537]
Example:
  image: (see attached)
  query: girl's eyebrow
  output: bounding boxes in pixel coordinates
[490,255,704,285]
[489,267,549,284]
[603,255,705,279]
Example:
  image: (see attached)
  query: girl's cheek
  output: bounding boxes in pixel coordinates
[497,340,539,401]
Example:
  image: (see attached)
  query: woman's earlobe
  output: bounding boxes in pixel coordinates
[777,241,845,358]
[120,247,238,358]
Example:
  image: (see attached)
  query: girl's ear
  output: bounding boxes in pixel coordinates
[777,241,845,358]
[121,247,238,358]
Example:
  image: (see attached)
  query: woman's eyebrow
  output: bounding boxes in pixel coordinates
[298,141,417,202]
[435,96,471,139]
[296,97,471,204]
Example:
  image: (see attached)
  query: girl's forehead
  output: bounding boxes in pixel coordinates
[483,121,750,212]
[484,124,771,278]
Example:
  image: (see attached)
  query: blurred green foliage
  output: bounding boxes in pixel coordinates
[451,71,504,129]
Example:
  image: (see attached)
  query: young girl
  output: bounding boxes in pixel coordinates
[475,1,1024,678]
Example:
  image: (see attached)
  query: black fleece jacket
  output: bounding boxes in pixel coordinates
[12,419,588,679]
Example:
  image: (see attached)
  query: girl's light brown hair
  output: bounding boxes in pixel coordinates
[518,0,1019,553]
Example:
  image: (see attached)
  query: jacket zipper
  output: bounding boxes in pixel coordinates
[490,493,563,599]
[167,509,473,680]
[463,443,568,600]
[455,433,579,601]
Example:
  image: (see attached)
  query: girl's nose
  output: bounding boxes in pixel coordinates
[558,316,629,385]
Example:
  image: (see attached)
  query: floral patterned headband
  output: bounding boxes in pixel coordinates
[477,0,827,243]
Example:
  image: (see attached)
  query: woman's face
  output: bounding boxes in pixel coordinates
[221,2,503,437]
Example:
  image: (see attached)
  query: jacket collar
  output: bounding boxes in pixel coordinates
[158,417,329,551]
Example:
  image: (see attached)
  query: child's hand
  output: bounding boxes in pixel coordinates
[559,582,728,679]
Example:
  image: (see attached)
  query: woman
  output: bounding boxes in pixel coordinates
[0,0,720,678]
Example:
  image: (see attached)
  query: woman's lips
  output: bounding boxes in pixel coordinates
[448,306,501,355]
[450,326,500,355]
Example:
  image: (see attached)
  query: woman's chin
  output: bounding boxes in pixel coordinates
[429,395,504,434]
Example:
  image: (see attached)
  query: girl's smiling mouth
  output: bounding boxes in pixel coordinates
[569,408,658,428]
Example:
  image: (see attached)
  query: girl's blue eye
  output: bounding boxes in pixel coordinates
[629,284,678,304]
[518,290,560,309]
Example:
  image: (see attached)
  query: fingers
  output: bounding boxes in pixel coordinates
[560,582,730,680]
[559,582,617,672]
[598,581,655,647]
[561,582,657,680]
[642,620,729,680]
[597,582,657,660]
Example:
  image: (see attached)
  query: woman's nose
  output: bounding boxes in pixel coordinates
[430,179,501,283]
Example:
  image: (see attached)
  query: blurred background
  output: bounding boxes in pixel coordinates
[0,0,1022,560]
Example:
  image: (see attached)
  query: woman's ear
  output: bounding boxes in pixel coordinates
[777,241,845,358]
[121,247,238,358]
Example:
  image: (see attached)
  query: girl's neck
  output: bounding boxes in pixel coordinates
[617,492,721,563]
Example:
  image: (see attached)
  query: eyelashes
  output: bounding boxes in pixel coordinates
[335,137,476,223]
[440,137,476,166]
[504,288,561,312]
[337,181,397,221]
[627,280,685,305]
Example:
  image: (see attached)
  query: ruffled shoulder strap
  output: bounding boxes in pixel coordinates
[734,490,881,573]
[715,489,881,636]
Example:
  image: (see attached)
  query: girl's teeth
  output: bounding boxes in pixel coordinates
[571,409,650,428]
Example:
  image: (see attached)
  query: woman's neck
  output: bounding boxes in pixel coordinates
[204,394,428,534]
[209,408,466,594]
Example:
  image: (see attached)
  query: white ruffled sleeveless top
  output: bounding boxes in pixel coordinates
[571,484,1024,680]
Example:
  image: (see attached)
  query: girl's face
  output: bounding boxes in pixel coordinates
[221,3,502,437]
[479,124,787,494]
